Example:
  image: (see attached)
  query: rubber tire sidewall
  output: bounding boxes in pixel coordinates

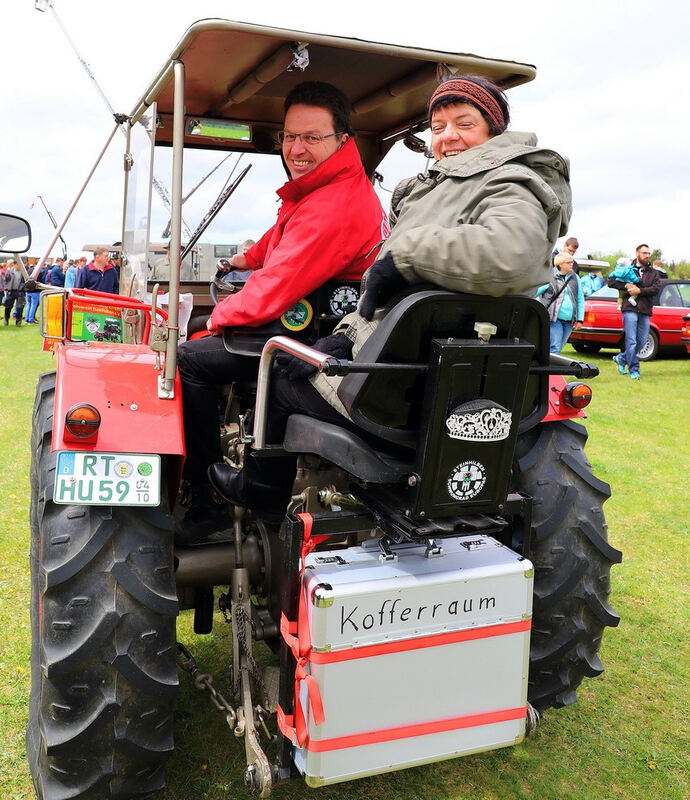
[571,341,603,354]
[27,371,179,800]
[638,328,659,361]
[513,420,620,711]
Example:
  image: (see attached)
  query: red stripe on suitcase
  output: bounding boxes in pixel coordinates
[309,618,531,664]
[305,706,527,752]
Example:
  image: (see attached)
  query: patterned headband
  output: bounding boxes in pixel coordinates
[428,79,505,131]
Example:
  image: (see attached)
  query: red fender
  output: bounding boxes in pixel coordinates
[541,375,588,422]
[51,341,185,457]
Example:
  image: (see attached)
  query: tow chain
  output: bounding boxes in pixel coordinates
[176,641,238,731]
[232,602,267,701]
[220,592,267,698]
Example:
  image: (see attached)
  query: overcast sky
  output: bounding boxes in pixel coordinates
[2,0,689,262]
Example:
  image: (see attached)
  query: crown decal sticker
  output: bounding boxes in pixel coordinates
[445,401,512,442]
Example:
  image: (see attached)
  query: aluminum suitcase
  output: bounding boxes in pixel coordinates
[289,534,534,786]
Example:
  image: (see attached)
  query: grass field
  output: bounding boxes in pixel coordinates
[1,323,688,800]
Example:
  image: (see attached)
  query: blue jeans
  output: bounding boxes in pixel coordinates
[25,291,40,323]
[549,320,573,354]
[622,311,650,373]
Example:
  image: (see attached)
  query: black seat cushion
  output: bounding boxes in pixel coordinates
[283,414,412,484]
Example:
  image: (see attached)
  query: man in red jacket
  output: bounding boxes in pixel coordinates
[177,81,387,541]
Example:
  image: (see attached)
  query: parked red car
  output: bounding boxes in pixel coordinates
[569,279,690,360]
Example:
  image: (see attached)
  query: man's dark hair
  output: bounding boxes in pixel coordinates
[431,74,510,136]
[565,237,579,248]
[636,243,650,252]
[284,81,354,136]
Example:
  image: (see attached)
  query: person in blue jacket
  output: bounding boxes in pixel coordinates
[75,247,119,293]
[536,253,584,354]
[580,270,605,297]
[48,257,66,287]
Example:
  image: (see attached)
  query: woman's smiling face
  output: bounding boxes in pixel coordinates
[430,102,492,160]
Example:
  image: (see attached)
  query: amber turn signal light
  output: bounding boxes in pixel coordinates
[561,382,592,409]
[40,291,66,339]
[65,404,101,438]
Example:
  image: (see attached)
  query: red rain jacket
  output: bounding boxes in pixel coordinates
[209,138,387,329]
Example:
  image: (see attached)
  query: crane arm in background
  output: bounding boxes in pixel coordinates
[34,0,194,239]
[36,195,68,259]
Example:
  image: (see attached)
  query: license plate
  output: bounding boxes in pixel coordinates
[54,452,161,506]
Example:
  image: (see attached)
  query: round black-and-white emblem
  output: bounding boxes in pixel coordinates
[447,461,486,501]
[329,285,359,316]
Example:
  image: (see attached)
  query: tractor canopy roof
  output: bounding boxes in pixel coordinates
[129,18,535,172]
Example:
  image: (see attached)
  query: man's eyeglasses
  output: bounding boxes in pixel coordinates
[277,131,344,146]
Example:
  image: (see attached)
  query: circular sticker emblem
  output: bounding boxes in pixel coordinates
[280,299,313,332]
[447,461,486,501]
[138,462,153,477]
[114,460,134,478]
[329,285,359,316]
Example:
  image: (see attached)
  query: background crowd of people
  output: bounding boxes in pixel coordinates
[1,250,119,325]
[539,235,667,377]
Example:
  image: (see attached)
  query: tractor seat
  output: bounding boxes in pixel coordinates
[283,414,412,484]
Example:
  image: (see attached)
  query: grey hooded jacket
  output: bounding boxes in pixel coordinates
[312,131,572,415]
[383,130,572,297]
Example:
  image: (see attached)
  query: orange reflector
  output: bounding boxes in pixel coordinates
[65,404,101,438]
[561,382,592,409]
[41,292,66,339]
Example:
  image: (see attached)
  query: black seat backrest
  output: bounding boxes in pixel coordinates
[337,290,551,448]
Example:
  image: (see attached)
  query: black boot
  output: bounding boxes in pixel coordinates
[174,484,230,546]
[208,452,296,524]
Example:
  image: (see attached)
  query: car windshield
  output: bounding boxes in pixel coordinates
[589,286,617,299]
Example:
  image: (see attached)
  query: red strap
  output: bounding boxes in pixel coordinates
[306,706,528,753]
[276,705,296,743]
[309,619,532,664]
[280,513,328,747]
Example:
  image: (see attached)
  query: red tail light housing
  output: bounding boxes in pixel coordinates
[65,404,101,439]
[561,382,592,409]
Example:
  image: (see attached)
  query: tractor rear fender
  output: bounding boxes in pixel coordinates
[541,375,588,423]
[51,341,185,457]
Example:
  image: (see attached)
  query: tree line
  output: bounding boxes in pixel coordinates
[590,249,690,279]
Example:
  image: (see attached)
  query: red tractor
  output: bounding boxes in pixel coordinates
[8,18,620,800]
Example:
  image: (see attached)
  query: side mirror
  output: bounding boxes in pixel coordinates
[0,214,32,254]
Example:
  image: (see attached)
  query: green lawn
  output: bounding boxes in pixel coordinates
[1,324,688,800]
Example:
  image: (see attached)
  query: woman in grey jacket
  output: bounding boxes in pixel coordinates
[208,75,573,520]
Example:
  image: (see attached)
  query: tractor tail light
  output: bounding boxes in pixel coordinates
[65,404,101,439]
[561,382,592,409]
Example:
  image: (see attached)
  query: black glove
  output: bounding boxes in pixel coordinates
[359,251,407,321]
[24,279,38,292]
[276,333,354,380]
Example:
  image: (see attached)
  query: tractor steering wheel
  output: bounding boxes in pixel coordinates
[210,258,241,305]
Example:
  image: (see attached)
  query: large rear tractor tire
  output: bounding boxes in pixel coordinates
[27,372,179,800]
[513,420,622,711]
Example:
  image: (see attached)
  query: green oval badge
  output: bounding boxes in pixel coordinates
[280,299,313,332]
